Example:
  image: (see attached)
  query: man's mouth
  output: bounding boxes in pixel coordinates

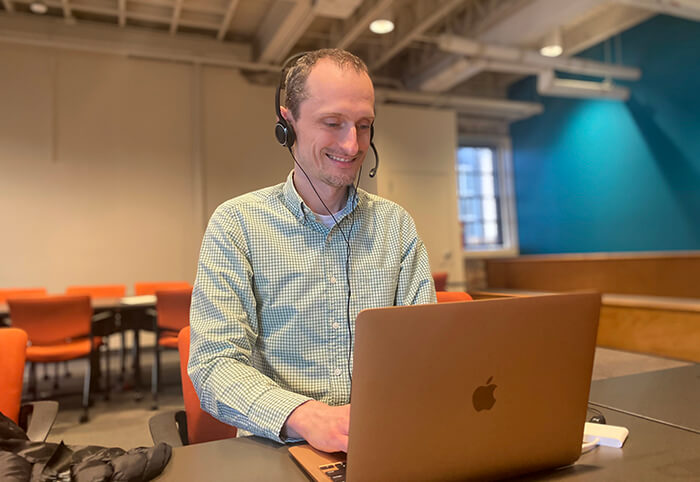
[326,153,355,163]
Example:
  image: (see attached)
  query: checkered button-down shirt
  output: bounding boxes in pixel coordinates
[188,171,436,443]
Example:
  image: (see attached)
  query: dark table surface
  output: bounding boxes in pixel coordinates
[590,364,700,434]
[155,406,700,481]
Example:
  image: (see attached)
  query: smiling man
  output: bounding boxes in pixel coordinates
[188,49,436,454]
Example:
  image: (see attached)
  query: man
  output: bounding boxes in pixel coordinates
[188,49,435,454]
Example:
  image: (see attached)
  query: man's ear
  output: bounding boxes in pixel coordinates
[280,106,293,125]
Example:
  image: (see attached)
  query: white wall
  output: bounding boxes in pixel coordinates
[374,104,465,287]
[0,43,462,293]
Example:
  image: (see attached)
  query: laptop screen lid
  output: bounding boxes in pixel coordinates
[345,292,601,481]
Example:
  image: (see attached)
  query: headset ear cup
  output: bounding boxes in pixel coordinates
[275,121,296,148]
[275,122,287,146]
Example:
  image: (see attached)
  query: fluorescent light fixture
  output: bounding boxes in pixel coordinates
[29,0,48,13]
[540,28,563,58]
[370,18,394,34]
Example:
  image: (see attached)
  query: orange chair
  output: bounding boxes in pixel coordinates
[436,291,473,302]
[149,326,238,446]
[0,327,58,441]
[151,288,193,409]
[66,284,126,299]
[134,281,191,296]
[66,284,127,395]
[432,272,448,291]
[0,287,47,303]
[7,295,100,423]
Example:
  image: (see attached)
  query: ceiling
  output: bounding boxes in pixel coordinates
[1,0,699,133]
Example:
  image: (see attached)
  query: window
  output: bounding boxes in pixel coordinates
[456,137,518,256]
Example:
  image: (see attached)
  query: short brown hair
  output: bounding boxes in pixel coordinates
[283,48,370,120]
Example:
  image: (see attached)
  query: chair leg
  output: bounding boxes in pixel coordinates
[53,363,60,390]
[151,343,160,410]
[30,362,38,400]
[64,360,71,378]
[80,356,92,424]
[104,342,111,401]
[42,364,50,381]
[119,330,127,384]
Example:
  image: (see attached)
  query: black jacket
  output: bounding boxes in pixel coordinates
[0,411,171,481]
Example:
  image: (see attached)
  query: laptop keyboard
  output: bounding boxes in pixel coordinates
[320,462,347,481]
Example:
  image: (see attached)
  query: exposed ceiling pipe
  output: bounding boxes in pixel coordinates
[415,57,541,92]
[617,0,700,22]
[537,70,630,100]
[375,88,543,120]
[436,34,641,80]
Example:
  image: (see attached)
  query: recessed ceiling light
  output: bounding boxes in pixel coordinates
[369,18,394,35]
[29,1,48,14]
[540,28,563,57]
[540,45,563,57]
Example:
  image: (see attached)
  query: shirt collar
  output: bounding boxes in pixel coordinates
[281,170,361,225]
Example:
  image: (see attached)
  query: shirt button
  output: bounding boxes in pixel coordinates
[334,369,341,376]
[332,322,340,329]
[330,276,337,284]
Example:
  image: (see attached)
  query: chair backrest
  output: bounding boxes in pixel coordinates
[0,288,47,303]
[432,272,448,292]
[156,288,193,333]
[134,281,191,296]
[178,327,238,444]
[66,284,126,299]
[436,291,473,302]
[0,328,28,424]
[7,295,93,345]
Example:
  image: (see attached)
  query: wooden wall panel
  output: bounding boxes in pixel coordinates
[598,306,700,363]
[485,252,700,298]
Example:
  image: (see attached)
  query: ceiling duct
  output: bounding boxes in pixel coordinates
[537,70,630,100]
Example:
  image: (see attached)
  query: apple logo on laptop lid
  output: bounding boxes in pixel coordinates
[472,376,497,411]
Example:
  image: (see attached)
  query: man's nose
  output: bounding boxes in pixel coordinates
[338,126,359,155]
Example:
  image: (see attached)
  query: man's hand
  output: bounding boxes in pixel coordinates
[284,400,350,453]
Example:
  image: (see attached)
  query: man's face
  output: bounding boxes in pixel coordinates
[287,59,375,190]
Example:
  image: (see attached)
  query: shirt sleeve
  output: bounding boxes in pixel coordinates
[188,204,311,443]
[394,209,437,306]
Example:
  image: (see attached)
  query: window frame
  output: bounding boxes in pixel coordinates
[457,134,519,258]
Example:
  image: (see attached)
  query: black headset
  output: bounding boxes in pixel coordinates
[274,51,379,178]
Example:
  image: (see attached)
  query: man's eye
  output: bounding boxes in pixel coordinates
[358,124,371,130]
[325,122,340,128]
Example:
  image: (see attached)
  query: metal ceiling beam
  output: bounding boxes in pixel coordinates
[169,0,184,33]
[255,0,315,64]
[118,0,125,27]
[618,0,700,21]
[0,13,252,59]
[335,0,394,50]
[10,0,222,29]
[217,0,241,41]
[2,0,14,13]
[563,4,653,55]
[475,0,608,45]
[370,0,466,71]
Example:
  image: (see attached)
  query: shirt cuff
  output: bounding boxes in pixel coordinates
[247,387,312,443]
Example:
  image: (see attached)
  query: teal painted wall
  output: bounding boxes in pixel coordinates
[509,15,700,254]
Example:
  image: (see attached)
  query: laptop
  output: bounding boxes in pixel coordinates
[289,292,601,481]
